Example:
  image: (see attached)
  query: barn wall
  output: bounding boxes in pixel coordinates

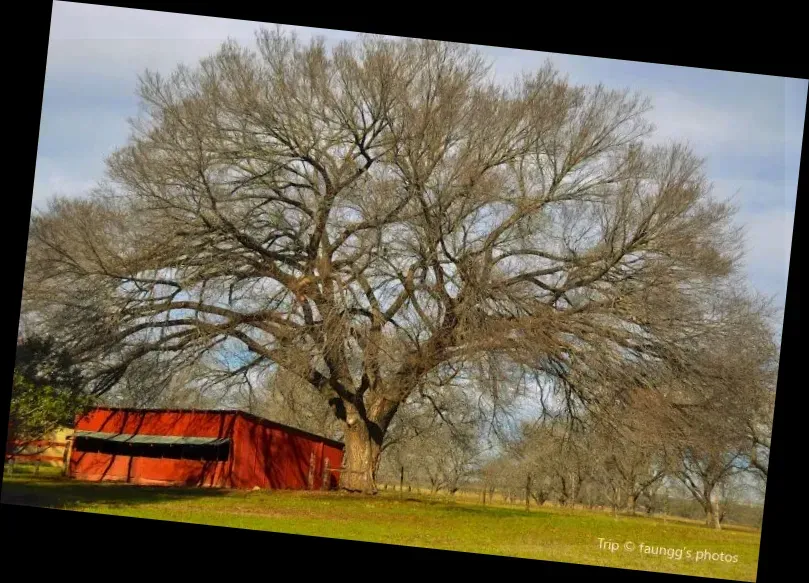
[69,409,236,487]
[68,408,344,490]
[231,414,271,489]
[231,415,344,490]
[270,423,314,489]
[70,452,229,487]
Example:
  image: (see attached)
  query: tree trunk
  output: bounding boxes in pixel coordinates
[339,420,383,493]
[707,499,722,530]
[627,493,637,515]
[570,473,580,507]
[335,392,399,494]
[525,475,531,511]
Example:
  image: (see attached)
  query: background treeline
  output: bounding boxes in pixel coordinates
[61,335,770,530]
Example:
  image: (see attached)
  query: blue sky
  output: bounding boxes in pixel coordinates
[35,2,805,323]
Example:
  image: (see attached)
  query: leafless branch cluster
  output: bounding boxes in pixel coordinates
[23,29,776,493]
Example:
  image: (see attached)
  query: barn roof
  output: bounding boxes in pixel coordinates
[83,407,345,449]
[74,430,230,446]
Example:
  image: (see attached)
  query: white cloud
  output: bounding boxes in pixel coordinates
[44,5,366,102]
[50,1,359,42]
[737,207,795,298]
[52,2,275,40]
[32,156,100,209]
[710,178,796,212]
[645,88,790,158]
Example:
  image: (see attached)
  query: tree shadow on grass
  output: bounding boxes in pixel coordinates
[1,475,231,510]
[397,496,446,505]
[380,493,553,519]
[442,504,554,519]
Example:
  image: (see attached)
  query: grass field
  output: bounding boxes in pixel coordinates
[2,466,759,581]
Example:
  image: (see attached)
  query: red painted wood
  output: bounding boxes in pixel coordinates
[69,407,344,490]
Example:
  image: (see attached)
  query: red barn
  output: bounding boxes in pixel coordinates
[68,407,344,490]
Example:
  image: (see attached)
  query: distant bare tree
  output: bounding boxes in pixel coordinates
[593,433,667,515]
[479,456,510,502]
[675,445,746,530]
[24,29,750,492]
[748,426,770,481]
[582,386,671,515]
[640,477,670,516]
[642,288,776,529]
[746,387,774,481]
[508,419,592,508]
[419,430,481,494]
[509,423,559,506]
[713,472,754,525]
[378,382,485,493]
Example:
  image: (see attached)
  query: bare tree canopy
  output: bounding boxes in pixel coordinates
[24,29,764,492]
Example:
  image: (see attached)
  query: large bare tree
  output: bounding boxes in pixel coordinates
[24,30,747,492]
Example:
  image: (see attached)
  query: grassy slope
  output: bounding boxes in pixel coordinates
[2,468,759,581]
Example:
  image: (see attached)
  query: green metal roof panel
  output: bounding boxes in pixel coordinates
[74,430,229,446]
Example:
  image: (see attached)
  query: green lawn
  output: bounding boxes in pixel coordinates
[2,468,759,581]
